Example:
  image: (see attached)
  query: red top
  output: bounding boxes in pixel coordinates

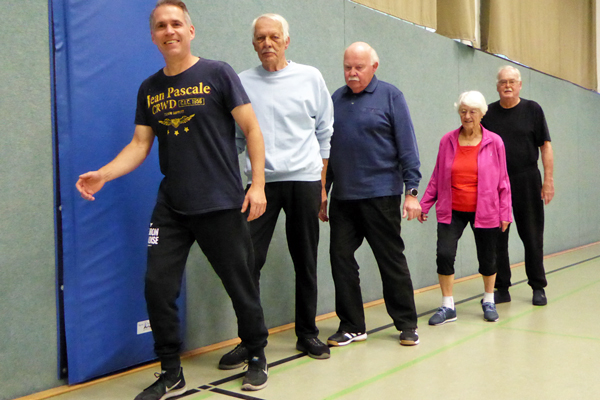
[451,142,480,212]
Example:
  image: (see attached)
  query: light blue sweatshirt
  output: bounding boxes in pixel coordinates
[236,61,334,183]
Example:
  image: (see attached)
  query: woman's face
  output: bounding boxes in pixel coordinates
[459,104,483,131]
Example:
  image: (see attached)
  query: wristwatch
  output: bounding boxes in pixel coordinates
[407,188,419,197]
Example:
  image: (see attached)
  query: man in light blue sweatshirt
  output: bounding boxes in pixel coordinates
[218,13,334,367]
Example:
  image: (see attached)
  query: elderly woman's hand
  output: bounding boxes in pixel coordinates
[417,213,428,223]
[501,221,510,232]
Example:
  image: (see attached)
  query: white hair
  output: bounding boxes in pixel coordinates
[369,46,379,66]
[497,65,522,82]
[454,91,488,115]
[252,13,289,41]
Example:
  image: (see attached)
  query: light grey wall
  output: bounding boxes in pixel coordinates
[3,0,600,398]
[0,1,60,399]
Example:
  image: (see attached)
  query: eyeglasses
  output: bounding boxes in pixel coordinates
[459,109,480,116]
[498,79,520,86]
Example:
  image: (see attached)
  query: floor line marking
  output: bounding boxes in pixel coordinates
[322,260,600,399]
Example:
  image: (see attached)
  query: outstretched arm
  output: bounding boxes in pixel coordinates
[232,103,267,221]
[75,124,155,201]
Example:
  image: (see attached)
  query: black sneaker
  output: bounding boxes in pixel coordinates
[494,289,511,304]
[399,329,419,346]
[296,337,331,359]
[218,343,248,370]
[134,368,187,400]
[241,356,268,391]
[327,331,367,346]
[532,289,547,306]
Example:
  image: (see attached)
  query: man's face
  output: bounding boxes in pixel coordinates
[151,5,195,59]
[252,18,289,70]
[343,47,378,94]
[496,69,522,102]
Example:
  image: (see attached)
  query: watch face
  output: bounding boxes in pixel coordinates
[409,189,418,196]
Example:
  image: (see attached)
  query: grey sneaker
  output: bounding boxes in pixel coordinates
[399,329,419,346]
[327,331,367,346]
[296,337,331,359]
[241,356,268,391]
[134,368,187,400]
[482,302,499,322]
[428,307,457,326]
[218,343,248,370]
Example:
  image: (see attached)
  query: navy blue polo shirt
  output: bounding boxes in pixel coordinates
[329,75,421,200]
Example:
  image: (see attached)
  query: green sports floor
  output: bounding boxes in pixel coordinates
[25,242,600,400]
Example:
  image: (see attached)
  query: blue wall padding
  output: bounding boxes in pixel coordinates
[52,0,186,384]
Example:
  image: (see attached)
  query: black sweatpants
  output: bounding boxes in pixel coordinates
[145,202,268,370]
[496,168,547,290]
[247,180,322,339]
[329,195,417,333]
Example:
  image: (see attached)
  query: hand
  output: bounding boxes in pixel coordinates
[76,171,105,201]
[501,221,510,232]
[402,195,422,221]
[242,183,267,221]
[541,179,554,205]
[319,199,329,222]
[417,213,428,223]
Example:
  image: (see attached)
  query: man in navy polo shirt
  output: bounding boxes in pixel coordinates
[320,42,422,347]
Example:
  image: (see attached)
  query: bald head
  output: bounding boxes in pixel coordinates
[344,42,379,93]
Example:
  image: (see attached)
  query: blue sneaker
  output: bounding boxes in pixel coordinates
[428,307,457,326]
[482,302,499,322]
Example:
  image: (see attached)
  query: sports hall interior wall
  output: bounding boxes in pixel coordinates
[1,0,598,399]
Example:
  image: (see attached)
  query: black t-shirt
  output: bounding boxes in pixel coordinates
[135,58,250,214]
[482,98,551,175]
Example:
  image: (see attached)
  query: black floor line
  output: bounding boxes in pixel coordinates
[174,252,600,399]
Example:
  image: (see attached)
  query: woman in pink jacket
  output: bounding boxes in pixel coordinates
[419,91,512,325]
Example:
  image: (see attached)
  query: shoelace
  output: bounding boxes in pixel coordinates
[305,337,323,346]
[230,344,246,355]
[437,307,451,315]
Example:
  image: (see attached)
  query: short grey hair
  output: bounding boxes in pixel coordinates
[497,65,522,83]
[454,91,488,115]
[252,13,289,41]
[149,0,193,31]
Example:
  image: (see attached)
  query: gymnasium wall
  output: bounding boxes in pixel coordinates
[2,0,599,398]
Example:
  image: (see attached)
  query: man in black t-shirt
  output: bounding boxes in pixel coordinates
[482,65,554,307]
[76,1,270,397]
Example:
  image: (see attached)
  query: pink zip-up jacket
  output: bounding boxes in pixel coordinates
[420,125,512,228]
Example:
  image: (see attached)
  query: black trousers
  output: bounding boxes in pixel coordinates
[145,202,268,370]
[496,168,547,290]
[329,195,417,333]
[437,210,500,277]
[248,180,322,339]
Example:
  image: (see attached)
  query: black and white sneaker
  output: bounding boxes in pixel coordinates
[327,331,367,346]
[241,356,268,391]
[134,368,187,400]
[399,329,419,346]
